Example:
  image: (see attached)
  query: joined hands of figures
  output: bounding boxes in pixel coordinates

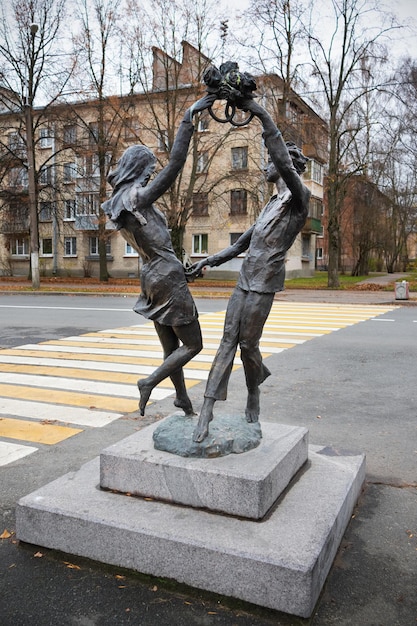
[185,260,206,282]
[203,61,257,127]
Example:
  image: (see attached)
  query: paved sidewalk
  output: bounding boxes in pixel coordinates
[276,288,412,305]
[356,272,409,285]
[0,273,416,306]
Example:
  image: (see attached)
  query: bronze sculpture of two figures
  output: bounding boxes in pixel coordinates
[103,62,310,445]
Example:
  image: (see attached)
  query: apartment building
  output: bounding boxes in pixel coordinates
[0,42,327,280]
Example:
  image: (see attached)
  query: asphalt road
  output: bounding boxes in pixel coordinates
[0,294,227,348]
[0,295,416,625]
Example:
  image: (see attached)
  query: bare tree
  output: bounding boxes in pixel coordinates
[120,0,244,259]
[68,0,129,281]
[0,0,70,286]
[238,0,308,128]
[359,57,417,272]
[306,0,398,287]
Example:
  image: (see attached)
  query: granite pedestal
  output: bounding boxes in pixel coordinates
[16,418,365,618]
[100,420,309,519]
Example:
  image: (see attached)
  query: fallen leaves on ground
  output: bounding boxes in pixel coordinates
[63,561,81,570]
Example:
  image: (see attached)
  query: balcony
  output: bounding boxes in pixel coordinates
[0,218,30,234]
[75,215,98,230]
[302,216,322,235]
[74,215,116,231]
[0,206,29,234]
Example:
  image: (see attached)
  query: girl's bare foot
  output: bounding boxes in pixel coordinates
[137,379,153,416]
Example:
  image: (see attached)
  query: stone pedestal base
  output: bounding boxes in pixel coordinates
[16,418,365,618]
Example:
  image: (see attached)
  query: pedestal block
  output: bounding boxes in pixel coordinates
[100,421,309,519]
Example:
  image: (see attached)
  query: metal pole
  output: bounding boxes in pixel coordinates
[25,102,40,288]
[26,23,40,289]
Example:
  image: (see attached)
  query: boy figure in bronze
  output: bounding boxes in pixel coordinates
[188,98,311,443]
[103,94,215,417]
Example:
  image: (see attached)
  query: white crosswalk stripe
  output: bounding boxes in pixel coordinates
[0,301,396,466]
[0,355,211,378]
[0,441,38,466]
[10,343,219,363]
[0,398,119,428]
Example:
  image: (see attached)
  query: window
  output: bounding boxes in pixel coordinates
[230,232,246,256]
[8,132,19,149]
[230,189,247,215]
[309,196,323,218]
[230,232,243,245]
[286,101,302,127]
[64,199,76,220]
[231,109,250,126]
[11,238,29,256]
[9,167,28,188]
[8,131,25,153]
[7,204,28,230]
[41,238,53,256]
[39,202,53,222]
[158,130,169,152]
[316,248,323,260]
[89,236,111,256]
[192,192,209,216]
[77,194,98,216]
[231,146,248,170]
[39,127,53,148]
[87,154,99,177]
[302,236,311,259]
[88,122,99,147]
[63,162,77,182]
[64,237,77,256]
[90,237,98,255]
[124,119,140,141]
[125,242,138,256]
[306,160,324,185]
[39,164,53,185]
[78,154,99,178]
[196,152,208,174]
[192,233,208,255]
[197,115,209,132]
[63,124,77,145]
[104,151,112,169]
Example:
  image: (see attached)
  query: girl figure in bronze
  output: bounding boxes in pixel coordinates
[102,94,215,416]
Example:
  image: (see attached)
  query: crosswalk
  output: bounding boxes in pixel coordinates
[0,302,395,466]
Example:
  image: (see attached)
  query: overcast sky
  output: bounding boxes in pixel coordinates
[224,0,417,69]
[226,0,417,60]
[228,0,417,20]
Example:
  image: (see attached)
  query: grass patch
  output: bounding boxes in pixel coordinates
[285,271,416,291]
[1,271,415,292]
[284,272,374,289]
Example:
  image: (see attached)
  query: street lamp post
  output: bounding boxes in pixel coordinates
[25,22,40,289]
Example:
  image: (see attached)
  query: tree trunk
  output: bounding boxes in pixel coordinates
[98,208,109,282]
[170,225,185,261]
[326,180,340,288]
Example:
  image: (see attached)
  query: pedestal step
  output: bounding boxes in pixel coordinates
[16,439,365,618]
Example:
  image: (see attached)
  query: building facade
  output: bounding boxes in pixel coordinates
[316,175,414,275]
[0,43,327,280]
